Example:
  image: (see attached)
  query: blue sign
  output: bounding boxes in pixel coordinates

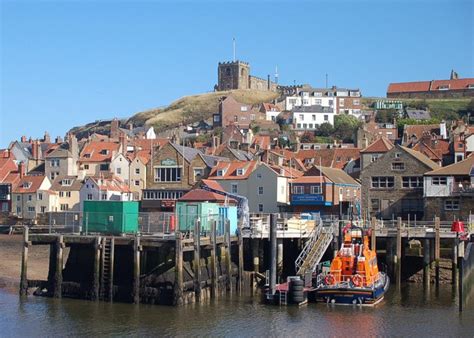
[291,194,326,205]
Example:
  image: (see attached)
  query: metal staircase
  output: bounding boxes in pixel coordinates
[295,222,334,276]
[100,237,114,301]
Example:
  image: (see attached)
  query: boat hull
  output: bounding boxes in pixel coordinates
[315,274,389,306]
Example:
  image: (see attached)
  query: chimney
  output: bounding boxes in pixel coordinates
[18,162,25,178]
[119,134,127,154]
[68,133,78,158]
[111,118,119,139]
[21,136,27,143]
[44,131,51,143]
[31,140,39,160]
[55,136,63,143]
[128,122,133,131]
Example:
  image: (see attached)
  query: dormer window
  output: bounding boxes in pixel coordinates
[61,179,72,186]
[100,149,109,155]
[217,170,225,176]
[468,84,474,89]
[22,182,32,189]
[439,85,450,91]
[84,153,91,158]
[240,106,248,112]
[236,168,245,176]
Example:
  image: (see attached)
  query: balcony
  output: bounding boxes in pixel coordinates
[451,183,474,196]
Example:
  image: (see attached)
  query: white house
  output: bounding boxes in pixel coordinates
[146,127,157,139]
[79,176,133,211]
[292,105,335,130]
[110,153,130,184]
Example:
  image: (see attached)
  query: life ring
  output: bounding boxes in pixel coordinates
[324,274,335,285]
[352,274,363,287]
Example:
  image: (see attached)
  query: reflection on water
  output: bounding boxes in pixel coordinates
[2,284,474,336]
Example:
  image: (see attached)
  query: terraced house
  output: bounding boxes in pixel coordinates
[360,145,439,220]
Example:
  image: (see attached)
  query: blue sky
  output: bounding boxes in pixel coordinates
[1,0,473,147]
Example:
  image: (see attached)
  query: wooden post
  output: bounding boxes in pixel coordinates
[193,219,201,302]
[19,226,29,296]
[132,236,141,304]
[452,238,458,286]
[423,238,431,290]
[238,223,244,294]
[210,220,218,299]
[92,236,101,301]
[252,239,259,273]
[109,237,115,302]
[371,217,377,252]
[225,219,232,293]
[53,235,64,298]
[395,217,402,287]
[434,217,440,287]
[174,232,184,305]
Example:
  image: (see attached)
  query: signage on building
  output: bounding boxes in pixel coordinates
[161,200,176,208]
[292,194,324,205]
[161,158,177,166]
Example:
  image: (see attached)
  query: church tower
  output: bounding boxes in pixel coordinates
[217,61,250,91]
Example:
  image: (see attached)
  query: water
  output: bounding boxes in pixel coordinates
[1,285,473,336]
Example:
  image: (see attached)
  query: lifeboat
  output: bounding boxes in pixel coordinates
[314,226,389,305]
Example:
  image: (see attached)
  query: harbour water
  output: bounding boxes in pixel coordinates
[1,284,473,336]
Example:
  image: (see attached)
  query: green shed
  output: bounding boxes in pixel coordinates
[83,200,139,234]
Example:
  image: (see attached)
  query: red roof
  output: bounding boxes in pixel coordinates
[179,189,236,203]
[388,78,474,93]
[361,137,394,153]
[200,179,225,192]
[88,176,131,193]
[209,161,257,180]
[13,175,47,193]
[290,176,329,184]
[80,141,120,162]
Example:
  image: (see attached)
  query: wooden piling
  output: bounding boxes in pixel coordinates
[53,235,64,298]
[92,236,101,301]
[238,224,244,294]
[252,238,259,273]
[210,220,218,299]
[193,219,201,302]
[395,217,402,287]
[132,236,141,304]
[174,232,184,305]
[452,238,458,286]
[371,217,377,252]
[423,238,431,289]
[225,219,232,293]
[434,217,440,287]
[19,226,29,296]
[109,237,115,302]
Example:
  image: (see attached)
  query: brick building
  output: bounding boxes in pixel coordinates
[214,96,265,130]
[360,145,439,220]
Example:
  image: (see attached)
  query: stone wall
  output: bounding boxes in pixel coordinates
[424,196,474,221]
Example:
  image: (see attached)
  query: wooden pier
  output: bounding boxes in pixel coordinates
[19,220,243,306]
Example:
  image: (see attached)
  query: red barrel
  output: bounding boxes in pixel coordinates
[451,221,464,233]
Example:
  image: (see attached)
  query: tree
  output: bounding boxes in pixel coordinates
[333,115,362,143]
[315,122,334,137]
[300,131,314,143]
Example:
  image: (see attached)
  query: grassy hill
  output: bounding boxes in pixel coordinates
[128,89,279,132]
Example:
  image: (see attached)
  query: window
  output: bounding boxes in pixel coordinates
[100,164,109,171]
[50,172,56,180]
[87,194,93,200]
[60,204,68,211]
[257,173,262,179]
[311,185,321,194]
[250,114,255,121]
[61,179,72,186]
[234,115,238,122]
[353,99,360,106]
[236,168,244,176]
[258,186,264,195]
[312,114,316,121]
[231,183,238,194]
[258,204,264,212]
[66,192,71,197]
[324,115,329,121]
[240,106,248,112]
[432,177,447,185]
[108,215,114,222]
[28,195,32,201]
[84,164,89,170]
[371,155,379,162]
[395,152,401,158]
[28,206,35,212]
[370,199,380,212]
[308,123,313,129]
[293,186,304,194]
[303,123,307,129]
[391,162,405,171]
[59,191,64,197]
[40,206,46,213]
[371,176,394,188]
[217,170,224,177]
[135,180,140,186]
[339,98,345,107]
[299,114,304,120]
[50,159,60,167]
[154,167,182,182]
[439,85,449,91]
[402,176,423,189]
[213,115,220,123]
[38,193,43,200]
[116,168,122,174]
[100,149,109,155]
[315,99,322,105]
[135,168,140,175]
[16,206,21,214]
[297,123,302,129]
[16,195,20,201]
[101,193,107,200]
[445,200,459,211]
[193,168,204,181]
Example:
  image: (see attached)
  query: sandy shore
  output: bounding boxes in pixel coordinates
[0,234,51,292]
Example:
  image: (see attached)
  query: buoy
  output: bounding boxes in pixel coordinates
[331,299,336,304]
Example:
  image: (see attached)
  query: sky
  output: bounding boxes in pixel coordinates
[1,0,473,147]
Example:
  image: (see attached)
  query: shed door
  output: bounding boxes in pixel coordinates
[186,205,198,230]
